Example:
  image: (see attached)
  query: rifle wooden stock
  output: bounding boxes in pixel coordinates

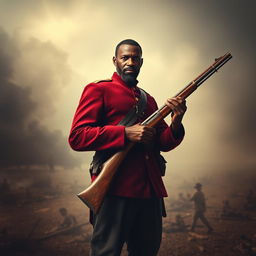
[77,143,134,213]
[77,53,232,214]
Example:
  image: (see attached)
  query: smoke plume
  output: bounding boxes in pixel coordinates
[0,28,80,168]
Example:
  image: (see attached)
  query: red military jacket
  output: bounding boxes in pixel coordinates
[69,72,184,198]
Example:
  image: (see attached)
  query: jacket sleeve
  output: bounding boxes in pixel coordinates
[152,98,185,152]
[68,83,126,151]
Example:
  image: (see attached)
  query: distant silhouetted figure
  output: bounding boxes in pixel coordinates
[190,183,213,233]
[178,192,186,202]
[0,178,10,194]
[173,214,187,232]
[59,208,77,229]
[244,189,256,210]
[221,200,235,217]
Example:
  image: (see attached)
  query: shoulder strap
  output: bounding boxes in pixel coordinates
[118,88,147,126]
[90,88,148,176]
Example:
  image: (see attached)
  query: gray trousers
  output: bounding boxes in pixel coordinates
[191,210,213,231]
[90,196,163,256]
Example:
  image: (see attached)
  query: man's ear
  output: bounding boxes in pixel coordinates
[112,56,117,67]
[140,58,144,68]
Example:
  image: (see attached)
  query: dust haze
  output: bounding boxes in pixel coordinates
[0,28,80,168]
[0,0,255,180]
[0,2,256,255]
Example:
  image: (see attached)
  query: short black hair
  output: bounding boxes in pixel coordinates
[115,39,142,56]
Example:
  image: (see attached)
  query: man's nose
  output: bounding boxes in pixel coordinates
[127,57,135,66]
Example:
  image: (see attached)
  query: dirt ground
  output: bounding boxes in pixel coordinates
[1,167,256,256]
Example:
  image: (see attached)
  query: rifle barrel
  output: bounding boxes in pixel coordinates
[142,53,232,126]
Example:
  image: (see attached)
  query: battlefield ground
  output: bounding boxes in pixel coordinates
[1,167,256,256]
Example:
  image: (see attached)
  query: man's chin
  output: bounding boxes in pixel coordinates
[121,73,138,87]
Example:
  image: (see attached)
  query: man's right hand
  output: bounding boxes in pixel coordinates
[125,123,156,145]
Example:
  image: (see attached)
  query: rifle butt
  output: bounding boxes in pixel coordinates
[77,142,134,214]
[77,188,103,214]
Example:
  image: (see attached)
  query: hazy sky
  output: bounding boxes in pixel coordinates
[0,0,255,174]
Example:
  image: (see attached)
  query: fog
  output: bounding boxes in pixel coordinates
[0,0,255,178]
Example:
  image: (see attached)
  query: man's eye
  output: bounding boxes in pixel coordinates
[122,56,128,60]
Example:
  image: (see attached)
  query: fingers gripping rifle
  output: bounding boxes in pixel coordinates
[77,53,232,214]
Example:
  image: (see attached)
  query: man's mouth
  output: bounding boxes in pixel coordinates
[124,69,135,74]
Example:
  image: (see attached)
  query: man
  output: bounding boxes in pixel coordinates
[190,183,213,233]
[69,39,187,256]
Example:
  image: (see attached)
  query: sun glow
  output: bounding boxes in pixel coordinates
[29,17,75,44]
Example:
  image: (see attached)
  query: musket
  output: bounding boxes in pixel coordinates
[77,52,232,214]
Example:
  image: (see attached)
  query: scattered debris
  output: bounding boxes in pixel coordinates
[221,200,251,220]
[188,232,209,240]
[234,234,256,256]
[163,214,190,233]
[39,223,88,241]
[39,208,89,241]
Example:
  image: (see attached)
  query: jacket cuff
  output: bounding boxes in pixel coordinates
[171,123,185,140]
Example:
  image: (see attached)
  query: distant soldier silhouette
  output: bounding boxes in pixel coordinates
[190,183,213,233]
[244,189,256,210]
[0,178,10,194]
[222,200,232,217]
[59,208,77,229]
[173,214,187,232]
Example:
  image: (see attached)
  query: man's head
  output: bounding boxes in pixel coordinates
[113,39,143,87]
[194,183,202,191]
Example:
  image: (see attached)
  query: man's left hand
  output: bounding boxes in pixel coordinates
[166,96,187,131]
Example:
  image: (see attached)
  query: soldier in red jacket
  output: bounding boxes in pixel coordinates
[69,39,187,256]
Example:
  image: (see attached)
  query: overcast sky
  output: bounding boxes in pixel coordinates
[0,0,255,176]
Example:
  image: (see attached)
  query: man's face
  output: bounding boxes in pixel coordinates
[113,44,143,86]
